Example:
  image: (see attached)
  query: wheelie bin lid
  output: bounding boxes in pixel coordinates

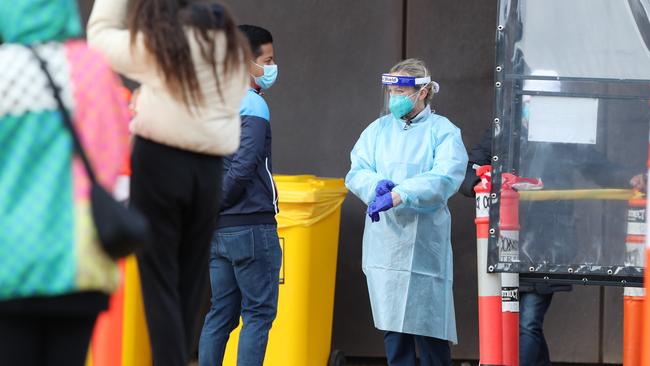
[273,175,348,228]
[274,175,347,203]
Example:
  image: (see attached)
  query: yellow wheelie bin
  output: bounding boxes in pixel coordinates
[223,175,347,366]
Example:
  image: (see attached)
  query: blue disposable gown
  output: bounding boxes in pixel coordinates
[345,107,468,342]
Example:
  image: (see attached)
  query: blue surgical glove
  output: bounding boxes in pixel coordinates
[367,192,394,222]
[369,211,380,223]
[375,180,396,197]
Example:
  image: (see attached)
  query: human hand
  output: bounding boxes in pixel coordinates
[391,192,402,207]
[630,174,647,192]
[129,87,141,117]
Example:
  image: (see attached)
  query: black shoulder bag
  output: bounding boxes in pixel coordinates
[29,46,150,259]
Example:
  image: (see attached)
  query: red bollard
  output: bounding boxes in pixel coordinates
[638,104,650,366]
[475,166,504,366]
[499,175,520,366]
[623,194,645,366]
[642,213,650,366]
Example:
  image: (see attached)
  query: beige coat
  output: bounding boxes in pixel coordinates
[87,0,248,156]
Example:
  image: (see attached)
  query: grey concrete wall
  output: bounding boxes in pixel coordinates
[76,1,626,363]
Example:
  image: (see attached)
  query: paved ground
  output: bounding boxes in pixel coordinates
[189,359,477,365]
[346,360,476,366]
[190,360,619,365]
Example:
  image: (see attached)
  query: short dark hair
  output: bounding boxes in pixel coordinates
[238,24,273,57]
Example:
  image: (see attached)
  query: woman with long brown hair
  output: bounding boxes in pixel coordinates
[88,1,250,364]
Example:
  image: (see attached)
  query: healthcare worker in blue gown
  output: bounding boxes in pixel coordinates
[346,58,468,366]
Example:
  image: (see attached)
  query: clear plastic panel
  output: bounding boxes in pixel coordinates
[488,0,650,282]
[504,0,650,80]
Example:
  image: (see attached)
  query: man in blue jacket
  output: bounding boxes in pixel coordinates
[199,25,281,366]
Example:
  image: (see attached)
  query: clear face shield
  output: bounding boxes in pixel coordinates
[380,73,440,121]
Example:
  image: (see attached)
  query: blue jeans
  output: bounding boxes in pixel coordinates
[520,291,554,366]
[198,224,282,366]
[383,331,451,366]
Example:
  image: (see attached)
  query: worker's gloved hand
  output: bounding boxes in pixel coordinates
[367,192,394,222]
[375,180,396,197]
[369,211,380,223]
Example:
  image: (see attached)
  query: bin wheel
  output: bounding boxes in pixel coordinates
[328,349,346,366]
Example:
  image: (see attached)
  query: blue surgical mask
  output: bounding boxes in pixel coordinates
[253,63,278,90]
[389,90,420,119]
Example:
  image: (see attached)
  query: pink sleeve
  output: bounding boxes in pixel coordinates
[65,40,131,200]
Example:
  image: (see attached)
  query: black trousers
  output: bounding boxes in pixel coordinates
[0,313,97,366]
[131,137,222,366]
[384,331,452,366]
